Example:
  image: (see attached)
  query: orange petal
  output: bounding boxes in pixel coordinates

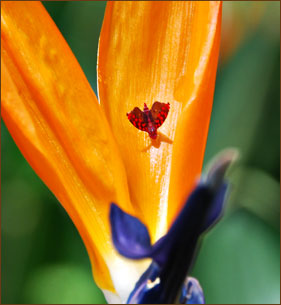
[98,1,222,241]
[1,1,140,293]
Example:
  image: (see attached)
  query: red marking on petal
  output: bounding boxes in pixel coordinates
[127,101,170,135]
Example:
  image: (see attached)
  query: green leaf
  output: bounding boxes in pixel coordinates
[192,210,280,304]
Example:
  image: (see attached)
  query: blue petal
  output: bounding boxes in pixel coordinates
[150,152,233,265]
[110,203,153,258]
[127,262,162,304]
[201,149,236,231]
[200,182,228,232]
[110,150,236,304]
[151,184,215,266]
[134,184,216,303]
[180,277,205,304]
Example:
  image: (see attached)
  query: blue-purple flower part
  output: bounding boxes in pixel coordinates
[180,277,205,304]
[110,150,238,304]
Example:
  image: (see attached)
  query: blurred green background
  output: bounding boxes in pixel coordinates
[1,1,280,304]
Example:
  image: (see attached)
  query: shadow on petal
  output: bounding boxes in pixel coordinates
[141,132,173,152]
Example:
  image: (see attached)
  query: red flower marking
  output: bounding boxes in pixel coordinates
[127,102,170,139]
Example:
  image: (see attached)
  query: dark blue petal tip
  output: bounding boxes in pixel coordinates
[110,203,153,259]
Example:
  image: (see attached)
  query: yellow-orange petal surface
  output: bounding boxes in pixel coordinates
[1,1,137,292]
[98,1,222,241]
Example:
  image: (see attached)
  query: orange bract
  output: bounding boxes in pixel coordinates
[98,1,222,241]
[1,1,134,292]
[1,1,222,301]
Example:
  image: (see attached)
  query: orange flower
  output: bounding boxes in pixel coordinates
[1,1,221,302]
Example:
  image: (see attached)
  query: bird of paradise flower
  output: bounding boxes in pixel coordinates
[1,1,228,303]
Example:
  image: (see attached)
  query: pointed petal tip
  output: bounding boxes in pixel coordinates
[206,148,239,191]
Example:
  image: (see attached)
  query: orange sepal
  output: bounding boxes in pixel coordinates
[1,1,134,291]
[98,1,222,240]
